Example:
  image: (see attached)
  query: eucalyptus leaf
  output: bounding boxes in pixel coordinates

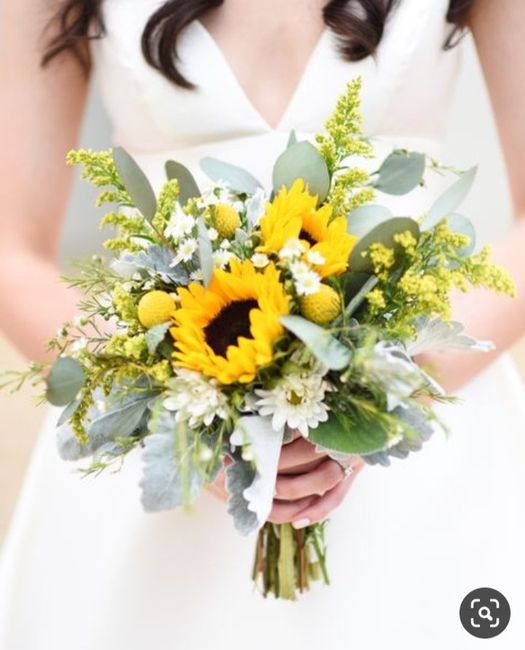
[272,141,331,204]
[447,213,476,259]
[145,322,171,355]
[56,397,82,427]
[345,275,379,318]
[287,130,298,148]
[165,160,201,205]
[280,315,351,370]
[340,271,373,304]
[347,204,393,239]
[309,410,388,455]
[375,151,426,195]
[46,357,86,407]
[225,458,258,535]
[197,217,214,287]
[113,147,157,221]
[423,166,477,229]
[349,217,420,274]
[230,416,284,530]
[200,157,262,194]
[141,404,204,512]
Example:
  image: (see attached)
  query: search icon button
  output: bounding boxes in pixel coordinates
[478,606,493,622]
[460,588,510,639]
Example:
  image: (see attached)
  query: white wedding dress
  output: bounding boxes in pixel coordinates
[1,1,525,648]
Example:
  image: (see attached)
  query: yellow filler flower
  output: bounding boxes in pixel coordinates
[258,179,356,277]
[170,260,290,384]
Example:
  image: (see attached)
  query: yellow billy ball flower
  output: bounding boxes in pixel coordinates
[137,291,176,329]
[210,203,241,239]
[299,284,341,325]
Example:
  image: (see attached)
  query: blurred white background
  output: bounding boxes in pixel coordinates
[1,34,524,543]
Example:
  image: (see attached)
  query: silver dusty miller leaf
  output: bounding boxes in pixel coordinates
[406,316,494,357]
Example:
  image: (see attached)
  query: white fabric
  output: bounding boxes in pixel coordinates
[2,0,525,648]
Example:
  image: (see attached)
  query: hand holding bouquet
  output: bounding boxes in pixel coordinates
[2,78,514,600]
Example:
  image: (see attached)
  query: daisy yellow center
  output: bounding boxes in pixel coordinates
[204,299,258,357]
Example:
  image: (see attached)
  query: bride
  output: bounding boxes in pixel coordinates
[1,0,524,647]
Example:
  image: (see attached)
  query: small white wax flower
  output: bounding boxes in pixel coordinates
[306,250,326,266]
[251,253,270,269]
[199,446,214,462]
[165,205,195,241]
[220,239,232,250]
[190,269,205,282]
[289,261,310,277]
[279,238,306,260]
[207,227,219,241]
[70,337,88,354]
[213,250,236,269]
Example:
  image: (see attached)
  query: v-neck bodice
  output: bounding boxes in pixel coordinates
[91,0,462,190]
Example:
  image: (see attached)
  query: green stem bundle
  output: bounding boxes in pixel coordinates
[252,521,330,600]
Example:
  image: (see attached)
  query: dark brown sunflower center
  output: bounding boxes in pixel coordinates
[298,228,318,247]
[204,299,258,357]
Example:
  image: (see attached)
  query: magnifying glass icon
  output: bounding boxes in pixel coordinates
[478,606,493,622]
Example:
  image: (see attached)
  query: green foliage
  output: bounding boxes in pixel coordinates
[200,156,262,194]
[165,161,200,206]
[46,357,86,407]
[272,141,331,204]
[309,409,389,455]
[315,77,374,174]
[374,150,426,195]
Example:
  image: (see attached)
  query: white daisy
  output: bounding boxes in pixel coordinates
[251,252,270,269]
[306,250,326,266]
[163,369,228,427]
[207,227,219,242]
[164,205,195,241]
[171,238,197,266]
[279,238,307,260]
[213,249,236,269]
[294,269,322,296]
[190,269,205,282]
[254,369,332,437]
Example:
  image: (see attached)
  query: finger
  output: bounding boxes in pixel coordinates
[291,461,365,527]
[275,458,343,501]
[278,437,327,472]
[206,468,229,502]
[267,495,317,524]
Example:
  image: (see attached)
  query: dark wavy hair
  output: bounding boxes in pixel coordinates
[42,0,475,88]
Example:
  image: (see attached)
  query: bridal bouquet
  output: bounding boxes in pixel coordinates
[2,79,514,600]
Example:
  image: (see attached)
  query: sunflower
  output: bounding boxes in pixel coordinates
[169,260,290,385]
[257,179,356,277]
